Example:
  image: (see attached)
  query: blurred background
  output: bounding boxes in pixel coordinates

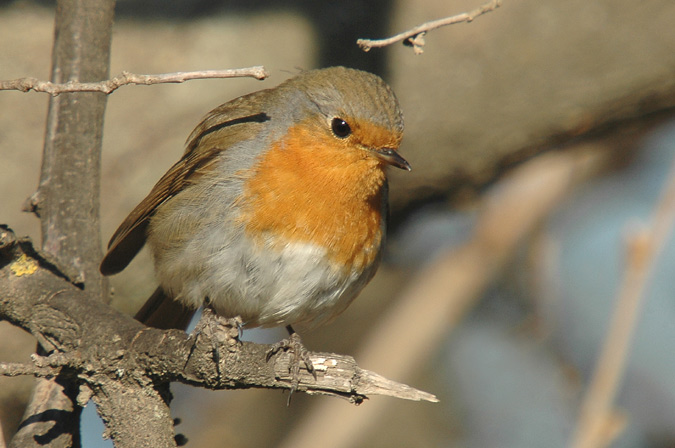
[2,0,675,446]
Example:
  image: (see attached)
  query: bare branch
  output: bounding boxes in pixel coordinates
[357,0,502,54]
[0,67,269,96]
[569,155,675,448]
[0,229,437,405]
[0,362,60,379]
[9,1,116,445]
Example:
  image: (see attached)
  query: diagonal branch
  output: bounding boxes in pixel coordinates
[0,228,437,407]
[569,153,675,448]
[0,67,269,96]
[357,0,502,54]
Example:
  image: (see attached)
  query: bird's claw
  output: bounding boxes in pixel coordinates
[267,332,315,403]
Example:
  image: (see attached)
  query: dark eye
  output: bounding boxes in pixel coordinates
[331,117,351,138]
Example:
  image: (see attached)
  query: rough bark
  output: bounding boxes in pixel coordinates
[10,0,115,446]
[0,228,436,447]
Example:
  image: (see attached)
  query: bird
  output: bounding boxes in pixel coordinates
[100,66,410,363]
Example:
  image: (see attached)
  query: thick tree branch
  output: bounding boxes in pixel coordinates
[0,229,436,445]
[0,68,269,96]
[11,1,116,446]
[357,0,502,54]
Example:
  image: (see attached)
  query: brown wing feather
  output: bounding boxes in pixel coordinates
[100,89,272,276]
[100,149,220,275]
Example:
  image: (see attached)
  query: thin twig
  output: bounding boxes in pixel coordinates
[570,158,675,448]
[0,67,269,96]
[0,362,60,378]
[357,0,502,54]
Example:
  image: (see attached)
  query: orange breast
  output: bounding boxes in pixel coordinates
[237,119,389,272]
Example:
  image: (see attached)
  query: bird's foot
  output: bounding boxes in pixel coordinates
[190,304,242,380]
[267,327,315,403]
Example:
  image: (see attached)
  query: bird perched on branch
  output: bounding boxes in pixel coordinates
[100,66,410,373]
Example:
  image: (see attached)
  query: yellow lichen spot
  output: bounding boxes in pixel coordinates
[10,254,38,277]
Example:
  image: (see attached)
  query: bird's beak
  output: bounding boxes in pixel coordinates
[372,147,411,171]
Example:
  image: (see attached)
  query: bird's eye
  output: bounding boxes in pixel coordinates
[331,117,351,138]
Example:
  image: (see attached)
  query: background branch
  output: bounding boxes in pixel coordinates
[0,68,269,96]
[570,152,675,448]
[357,0,501,54]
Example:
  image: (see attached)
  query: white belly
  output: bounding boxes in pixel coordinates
[153,227,376,329]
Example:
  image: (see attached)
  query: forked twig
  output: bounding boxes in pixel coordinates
[357,0,502,54]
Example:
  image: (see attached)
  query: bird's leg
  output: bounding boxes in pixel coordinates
[267,325,315,400]
[189,300,242,380]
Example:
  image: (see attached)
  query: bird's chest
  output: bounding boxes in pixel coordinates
[236,133,387,274]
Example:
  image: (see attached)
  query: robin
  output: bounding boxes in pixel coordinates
[100,66,410,369]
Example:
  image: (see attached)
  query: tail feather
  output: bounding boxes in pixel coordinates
[135,287,196,331]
